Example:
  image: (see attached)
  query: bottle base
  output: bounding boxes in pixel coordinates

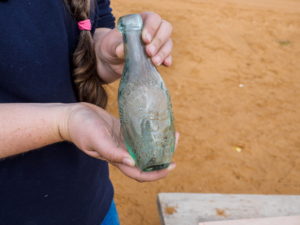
[142,163,170,172]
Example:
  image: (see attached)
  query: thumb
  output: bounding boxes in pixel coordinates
[92,129,135,167]
[104,146,135,167]
[101,29,123,62]
[115,43,124,59]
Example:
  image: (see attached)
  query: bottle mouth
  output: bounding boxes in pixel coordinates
[117,14,143,33]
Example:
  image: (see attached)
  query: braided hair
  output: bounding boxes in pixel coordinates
[65,0,108,108]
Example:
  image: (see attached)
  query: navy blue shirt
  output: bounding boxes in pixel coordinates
[0,0,115,224]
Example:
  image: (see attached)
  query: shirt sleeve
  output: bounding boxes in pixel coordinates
[93,0,115,29]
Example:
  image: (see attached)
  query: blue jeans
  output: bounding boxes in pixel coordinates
[101,201,120,225]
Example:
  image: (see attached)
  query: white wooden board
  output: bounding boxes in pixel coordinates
[157,193,300,225]
[199,216,300,225]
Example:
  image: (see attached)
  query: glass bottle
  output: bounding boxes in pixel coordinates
[117,14,176,172]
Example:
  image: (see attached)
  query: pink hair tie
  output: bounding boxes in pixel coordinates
[78,19,92,31]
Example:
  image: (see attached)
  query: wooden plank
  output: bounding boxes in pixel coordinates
[199,216,300,225]
[157,193,300,225]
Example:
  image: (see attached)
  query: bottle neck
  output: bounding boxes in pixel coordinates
[123,30,149,67]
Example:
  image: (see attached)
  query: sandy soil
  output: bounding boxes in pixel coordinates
[106,0,300,224]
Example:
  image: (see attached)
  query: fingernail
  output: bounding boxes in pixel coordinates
[144,31,152,43]
[123,157,135,167]
[167,163,176,171]
[165,57,172,66]
[153,56,161,66]
[148,45,156,56]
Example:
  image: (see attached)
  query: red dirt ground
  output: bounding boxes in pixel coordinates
[106,0,300,224]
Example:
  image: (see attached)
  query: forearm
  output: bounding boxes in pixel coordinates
[0,103,68,159]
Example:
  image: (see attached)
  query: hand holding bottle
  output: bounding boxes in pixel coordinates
[60,103,178,182]
[94,12,173,83]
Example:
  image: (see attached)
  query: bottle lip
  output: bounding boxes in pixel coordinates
[117,14,143,33]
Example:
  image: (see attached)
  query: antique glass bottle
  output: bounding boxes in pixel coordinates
[117,14,175,172]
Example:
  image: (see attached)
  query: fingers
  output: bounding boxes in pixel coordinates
[141,12,173,66]
[99,127,135,165]
[152,39,173,66]
[164,55,172,67]
[115,162,176,182]
[112,131,179,181]
[86,147,134,167]
[145,20,173,57]
[141,12,162,44]
[78,108,134,166]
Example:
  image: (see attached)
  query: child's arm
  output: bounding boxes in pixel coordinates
[0,102,176,182]
[0,103,68,158]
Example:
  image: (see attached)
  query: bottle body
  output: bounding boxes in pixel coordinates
[117,14,175,172]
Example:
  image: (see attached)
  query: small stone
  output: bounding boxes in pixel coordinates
[235,146,242,152]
